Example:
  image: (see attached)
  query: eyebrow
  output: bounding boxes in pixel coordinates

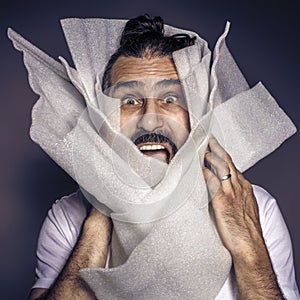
[154,79,182,89]
[111,79,182,95]
[111,80,142,95]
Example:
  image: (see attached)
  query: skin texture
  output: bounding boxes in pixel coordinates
[110,56,190,163]
[203,137,284,299]
[28,208,112,300]
[28,57,284,299]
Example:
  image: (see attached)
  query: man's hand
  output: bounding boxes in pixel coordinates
[28,207,112,300]
[203,137,284,300]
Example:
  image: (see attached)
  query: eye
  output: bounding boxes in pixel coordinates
[121,96,139,105]
[163,95,178,104]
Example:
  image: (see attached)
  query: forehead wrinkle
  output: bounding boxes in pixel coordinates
[110,56,179,85]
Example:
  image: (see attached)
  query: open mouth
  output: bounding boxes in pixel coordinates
[136,142,173,163]
[133,132,177,164]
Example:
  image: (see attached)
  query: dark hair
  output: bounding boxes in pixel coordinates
[102,15,196,91]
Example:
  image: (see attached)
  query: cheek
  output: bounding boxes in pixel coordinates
[182,110,191,132]
[173,109,190,132]
[167,109,190,146]
[120,111,137,138]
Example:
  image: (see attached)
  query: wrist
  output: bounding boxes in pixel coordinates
[231,240,284,299]
[229,230,266,260]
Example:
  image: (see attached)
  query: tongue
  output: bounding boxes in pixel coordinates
[142,150,168,163]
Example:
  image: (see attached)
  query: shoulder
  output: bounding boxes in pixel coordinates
[252,185,300,298]
[49,189,89,223]
[252,184,289,242]
[40,189,88,249]
[251,183,290,244]
[252,184,282,229]
[252,184,276,208]
[33,190,89,289]
[251,184,292,260]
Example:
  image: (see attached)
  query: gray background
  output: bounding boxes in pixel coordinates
[1,0,299,298]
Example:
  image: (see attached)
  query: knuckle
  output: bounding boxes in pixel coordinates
[220,162,229,172]
[234,181,242,194]
[204,151,211,159]
[226,189,236,199]
[211,194,226,209]
[243,179,253,193]
[244,179,252,189]
[202,168,210,179]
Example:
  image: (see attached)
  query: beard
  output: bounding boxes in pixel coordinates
[132,130,178,163]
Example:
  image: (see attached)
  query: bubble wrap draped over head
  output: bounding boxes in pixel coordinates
[8,18,296,299]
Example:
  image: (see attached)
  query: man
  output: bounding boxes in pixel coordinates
[9,15,299,299]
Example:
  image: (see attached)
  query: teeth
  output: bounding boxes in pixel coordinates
[139,144,165,151]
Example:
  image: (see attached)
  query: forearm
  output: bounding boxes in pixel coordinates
[203,138,286,300]
[232,236,284,300]
[41,272,96,300]
[36,209,111,300]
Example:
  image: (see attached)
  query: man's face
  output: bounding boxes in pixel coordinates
[109,56,190,164]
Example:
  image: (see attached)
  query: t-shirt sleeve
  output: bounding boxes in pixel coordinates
[32,190,88,289]
[253,185,300,300]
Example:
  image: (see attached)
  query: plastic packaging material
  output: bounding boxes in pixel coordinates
[8,18,296,299]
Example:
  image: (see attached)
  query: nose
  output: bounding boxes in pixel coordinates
[137,99,164,132]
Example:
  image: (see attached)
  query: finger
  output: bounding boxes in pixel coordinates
[202,167,222,200]
[236,169,253,193]
[204,151,233,191]
[236,169,244,181]
[205,151,230,177]
[208,136,239,181]
[208,136,227,163]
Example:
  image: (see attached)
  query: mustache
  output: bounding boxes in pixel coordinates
[132,131,178,156]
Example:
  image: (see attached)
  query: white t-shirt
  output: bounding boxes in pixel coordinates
[32,185,300,299]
